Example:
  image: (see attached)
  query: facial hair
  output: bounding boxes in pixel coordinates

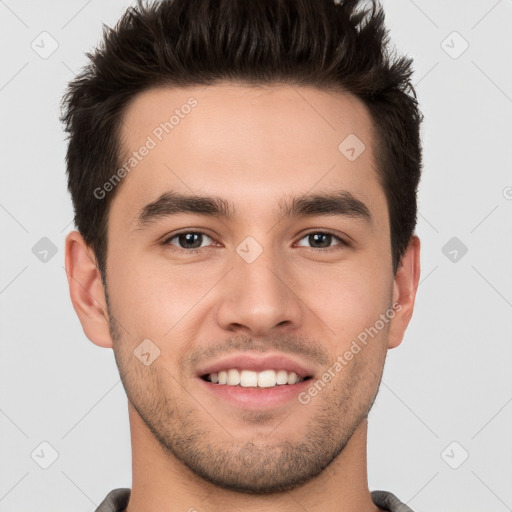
[105,287,388,495]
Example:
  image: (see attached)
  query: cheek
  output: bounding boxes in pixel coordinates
[297,263,392,338]
[107,253,220,339]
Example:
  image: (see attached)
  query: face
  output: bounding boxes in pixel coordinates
[79,83,416,493]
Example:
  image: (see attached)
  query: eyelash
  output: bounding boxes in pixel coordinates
[162,230,349,255]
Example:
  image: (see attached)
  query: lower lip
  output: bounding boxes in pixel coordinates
[197,377,312,409]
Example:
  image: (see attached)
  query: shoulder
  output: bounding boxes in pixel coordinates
[371,489,416,512]
[95,488,131,512]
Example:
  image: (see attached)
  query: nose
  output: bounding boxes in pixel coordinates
[215,244,303,336]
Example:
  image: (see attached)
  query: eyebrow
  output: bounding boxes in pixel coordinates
[134,190,373,228]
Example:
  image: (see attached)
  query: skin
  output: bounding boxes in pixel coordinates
[65,83,420,512]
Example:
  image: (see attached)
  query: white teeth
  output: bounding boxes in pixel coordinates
[227,369,241,385]
[240,370,258,387]
[206,368,306,387]
[257,370,276,388]
[276,370,288,385]
[287,371,299,385]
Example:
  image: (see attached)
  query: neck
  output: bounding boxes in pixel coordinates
[124,404,382,512]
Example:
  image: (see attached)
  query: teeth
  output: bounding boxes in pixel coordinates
[276,370,288,385]
[241,370,258,387]
[257,370,276,388]
[206,369,306,387]
[227,369,241,385]
[287,371,299,385]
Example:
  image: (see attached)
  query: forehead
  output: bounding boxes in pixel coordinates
[112,82,385,226]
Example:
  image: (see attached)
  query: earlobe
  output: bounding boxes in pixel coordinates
[64,230,113,348]
[388,235,421,349]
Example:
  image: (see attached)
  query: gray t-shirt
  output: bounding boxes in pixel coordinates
[95,488,416,511]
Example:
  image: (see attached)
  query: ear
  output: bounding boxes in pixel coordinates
[64,230,113,348]
[388,235,421,349]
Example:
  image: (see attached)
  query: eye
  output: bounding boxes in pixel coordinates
[162,230,349,255]
[295,231,348,251]
[164,231,215,253]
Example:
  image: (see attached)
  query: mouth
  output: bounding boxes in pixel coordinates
[198,371,313,410]
[201,368,311,388]
[195,352,316,408]
[196,352,315,386]
[200,369,313,388]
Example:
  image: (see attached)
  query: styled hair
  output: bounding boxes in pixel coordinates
[61,0,423,278]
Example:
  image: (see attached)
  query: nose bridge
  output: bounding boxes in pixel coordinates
[215,235,302,334]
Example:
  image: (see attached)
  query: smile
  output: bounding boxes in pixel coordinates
[202,368,311,387]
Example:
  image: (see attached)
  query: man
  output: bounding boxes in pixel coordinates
[61,0,422,510]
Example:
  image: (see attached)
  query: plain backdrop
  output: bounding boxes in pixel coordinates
[0,1,511,511]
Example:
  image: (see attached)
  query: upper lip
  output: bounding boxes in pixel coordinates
[196,352,315,379]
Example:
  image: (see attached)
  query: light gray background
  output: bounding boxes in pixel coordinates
[1,0,511,510]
